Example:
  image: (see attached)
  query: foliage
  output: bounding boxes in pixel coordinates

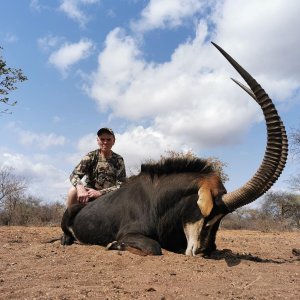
[290,127,300,160]
[260,191,300,230]
[0,166,65,226]
[288,126,300,191]
[222,191,300,231]
[0,46,27,114]
[4,196,65,226]
[0,166,27,225]
[0,196,65,226]
[288,176,300,192]
[0,166,27,201]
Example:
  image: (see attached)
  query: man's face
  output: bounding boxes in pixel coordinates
[97,133,115,152]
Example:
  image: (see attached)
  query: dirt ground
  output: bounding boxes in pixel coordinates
[0,227,299,300]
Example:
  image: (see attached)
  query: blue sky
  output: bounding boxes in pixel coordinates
[0,0,299,204]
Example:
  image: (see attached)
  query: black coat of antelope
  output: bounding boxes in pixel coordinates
[61,43,288,256]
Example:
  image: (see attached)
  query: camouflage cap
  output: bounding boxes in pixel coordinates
[97,127,115,138]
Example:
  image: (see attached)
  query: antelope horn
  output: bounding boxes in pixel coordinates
[231,78,288,198]
[211,42,288,211]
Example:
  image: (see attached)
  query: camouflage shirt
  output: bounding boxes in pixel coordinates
[70,150,126,195]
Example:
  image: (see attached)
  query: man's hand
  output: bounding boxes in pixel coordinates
[86,188,102,199]
[76,185,90,203]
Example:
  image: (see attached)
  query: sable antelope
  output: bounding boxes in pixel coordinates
[61,43,288,256]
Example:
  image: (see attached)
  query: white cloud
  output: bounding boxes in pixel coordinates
[87,25,259,151]
[213,0,300,80]
[131,0,205,32]
[88,28,144,111]
[76,133,97,154]
[10,124,67,150]
[0,151,69,202]
[20,132,66,150]
[10,0,298,202]
[37,34,65,52]
[107,9,116,18]
[113,126,184,175]
[59,0,100,27]
[30,0,46,12]
[87,0,300,157]
[48,38,94,75]
[4,33,18,43]
[52,116,63,123]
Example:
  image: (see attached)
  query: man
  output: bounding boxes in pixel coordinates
[66,127,126,208]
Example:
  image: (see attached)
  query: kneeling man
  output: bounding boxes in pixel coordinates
[67,127,126,208]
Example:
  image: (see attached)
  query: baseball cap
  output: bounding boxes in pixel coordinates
[97,127,115,138]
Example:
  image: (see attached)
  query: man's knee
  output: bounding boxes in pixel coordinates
[67,186,78,208]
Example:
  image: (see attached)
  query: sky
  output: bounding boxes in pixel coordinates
[0,0,299,204]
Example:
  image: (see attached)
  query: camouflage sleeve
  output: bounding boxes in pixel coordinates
[70,153,93,187]
[99,185,119,196]
[116,157,126,185]
[99,157,126,196]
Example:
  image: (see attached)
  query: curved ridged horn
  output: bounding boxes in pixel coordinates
[231,78,288,198]
[212,42,288,211]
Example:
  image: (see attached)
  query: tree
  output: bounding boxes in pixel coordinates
[0,166,67,225]
[221,207,260,230]
[288,176,300,192]
[288,127,300,191]
[261,191,300,229]
[290,127,300,159]
[0,46,27,114]
[0,166,27,225]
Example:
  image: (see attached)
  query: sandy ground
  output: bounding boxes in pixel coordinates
[0,226,299,300]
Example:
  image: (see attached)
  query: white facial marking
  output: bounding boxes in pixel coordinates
[184,219,203,256]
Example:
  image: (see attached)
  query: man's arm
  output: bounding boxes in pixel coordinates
[70,153,93,202]
[76,184,90,203]
[116,157,126,185]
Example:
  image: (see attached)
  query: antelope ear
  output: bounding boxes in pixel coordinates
[197,188,213,217]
